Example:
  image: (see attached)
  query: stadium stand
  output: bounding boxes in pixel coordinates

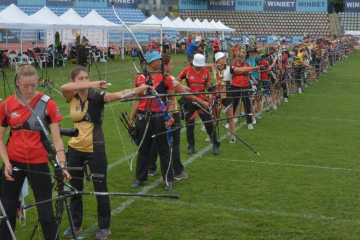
[180,10,331,37]
[339,12,360,31]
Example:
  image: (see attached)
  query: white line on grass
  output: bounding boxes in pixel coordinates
[138,198,360,225]
[201,158,360,172]
[79,118,251,238]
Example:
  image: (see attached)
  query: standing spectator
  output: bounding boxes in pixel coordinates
[55,31,62,55]
[176,35,184,53]
[185,36,201,66]
[77,38,92,68]
[187,36,192,47]
[232,44,239,58]
[149,39,161,54]
[213,34,220,56]
[204,38,209,62]
[245,35,250,49]
[164,34,172,54]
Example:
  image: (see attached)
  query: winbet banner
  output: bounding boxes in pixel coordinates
[344,0,360,12]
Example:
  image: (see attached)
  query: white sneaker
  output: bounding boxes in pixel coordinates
[273,105,277,110]
[284,98,288,102]
[230,136,236,144]
[205,135,211,141]
[201,124,206,131]
[298,88,302,93]
[323,70,327,72]
[252,118,257,124]
[248,123,253,130]
[234,118,238,123]
[305,83,308,88]
[225,123,229,128]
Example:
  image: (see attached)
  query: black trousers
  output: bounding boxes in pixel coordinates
[68,146,111,229]
[231,85,252,124]
[295,67,303,86]
[135,111,174,182]
[148,112,184,175]
[184,102,220,148]
[0,161,58,240]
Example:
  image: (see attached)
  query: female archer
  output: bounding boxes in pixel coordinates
[61,65,152,239]
[0,63,70,240]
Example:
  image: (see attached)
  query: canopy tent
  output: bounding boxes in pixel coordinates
[0,4,49,29]
[129,15,171,31]
[202,19,222,31]
[59,9,94,29]
[161,16,187,31]
[83,10,123,30]
[194,19,213,31]
[185,18,206,31]
[31,6,74,29]
[173,17,194,32]
[216,20,236,32]
[0,14,25,29]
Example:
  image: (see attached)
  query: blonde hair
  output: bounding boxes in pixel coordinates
[235,51,246,60]
[16,62,38,81]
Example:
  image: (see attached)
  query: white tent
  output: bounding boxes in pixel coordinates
[216,20,235,32]
[202,19,222,31]
[60,9,94,29]
[83,10,123,30]
[0,4,49,29]
[161,17,186,31]
[130,15,170,31]
[0,15,24,29]
[31,6,74,29]
[194,19,213,31]
[173,17,193,31]
[185,18,203,31]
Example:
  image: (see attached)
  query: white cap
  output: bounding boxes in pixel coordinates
[215,52,225,62]
[195,36,201,42]
[192,54,206,67]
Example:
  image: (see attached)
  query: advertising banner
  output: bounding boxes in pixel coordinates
[296,0,327,12]
[284,36,293,43]
[0,0,16,4]
[0,33,19,43]
[179,0,207,10]
[292,36,304,43]
[17,0,46,5]
[107,0,138,9]
[265,0,296,11]
[76,0,107,8]
[46,0,74,6]
[235,0,263,11]
[257,35,267,43]
[344,0,360,12]
[208,0,235,10]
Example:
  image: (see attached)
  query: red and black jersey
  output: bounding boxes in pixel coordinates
[135,73,175,112]
[0,93,62,163]
[148,45,161,54]
[213,38,220,51]
[231,61,250,87]
[281,54,288,68]
[178,66,211,100]
[260,59,270,80]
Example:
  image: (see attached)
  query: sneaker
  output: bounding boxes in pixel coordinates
[298,88,302,93]
[201,124,206,131]
[165,181,174,191]
[148,169,159,177]
[290,93,293,97]
[225,123,229,128]
[252,118,257,124]
[131,180,143,188]
[304,83,308,88]
[273,105,277,110]
[174,172,188,180]
[230,136,236,144]
[284,98,288,103]
[234,118,238,123]
[187,146,195,155]
[95,228,111,240]
[278,101,282,106]
[240,112,245,118]
[257,113,262,120]
[63,227,83,238]
[205,135,211,142]
[248,123,253,130]
[213,145,220,155]
[323,70,327,72]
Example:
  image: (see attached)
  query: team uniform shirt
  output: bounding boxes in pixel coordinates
[294,52,304,66]
[148,45,161,54]
[281,54,289,68]
[213,38,220,51]
[246,56,259,80]
[259,59,270,80]
[187,37,192,46]
[68,89,106,153]
[253,36,257,44]
[245,37,249,45]
[231,61,251,87]
[233,46,239,58]
[178,66,211,100]
[135,73,175,112]
[0,92,62,163]
[185,41,199,54]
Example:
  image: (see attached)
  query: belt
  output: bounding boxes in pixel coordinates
[137,112,167,120]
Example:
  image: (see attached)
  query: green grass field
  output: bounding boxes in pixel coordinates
[1,51,360,239]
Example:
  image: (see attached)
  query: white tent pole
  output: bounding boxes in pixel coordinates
[20,29,23,54]
[160,26,163,54]
[121,28,124,60]
[175,32,176,55]
[222,31,225,51]
[36,30,38,48]
[102,29,105,61]
[6,29,8,49]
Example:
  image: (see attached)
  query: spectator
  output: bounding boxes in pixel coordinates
[213,35,220,56]
[185,36,202,66]
[149,39,161,54]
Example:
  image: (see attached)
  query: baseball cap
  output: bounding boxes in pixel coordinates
[145,50,162,63]
[152,39,158,42]
[192,54,206,67]
[195,36,202,42]
[215,52,225,62]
